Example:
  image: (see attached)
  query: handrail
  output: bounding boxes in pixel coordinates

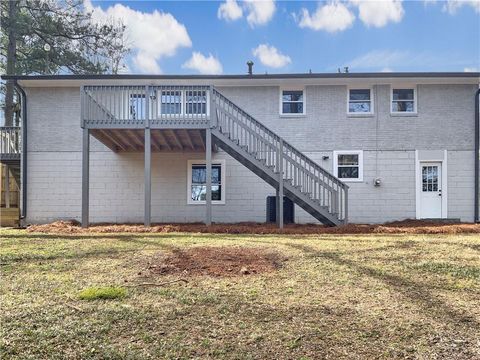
[213,89,347,189]
[213,89,348,222]
[0,126,21,155]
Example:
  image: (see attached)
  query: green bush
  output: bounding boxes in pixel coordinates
[78,286,127,300]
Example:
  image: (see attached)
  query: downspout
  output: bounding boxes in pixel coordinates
[14,80,27,223]
[475,88,480,223]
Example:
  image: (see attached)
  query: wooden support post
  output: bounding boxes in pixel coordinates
[144,128,151,227]
[277,139,284,229]
[144,85,151,227]
[5,165,10,208]
[81,128,89,228]
[205,128,212,226]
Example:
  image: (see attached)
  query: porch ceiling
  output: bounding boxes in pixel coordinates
[90,129,210,153]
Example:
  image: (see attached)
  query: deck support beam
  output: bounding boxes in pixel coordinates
[205,128,212,226]
[144,128,151,227]
[81,128,90,228]
[276,139,284,229]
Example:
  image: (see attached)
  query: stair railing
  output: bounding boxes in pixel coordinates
[212,89,348,223]
[0,126,21,155]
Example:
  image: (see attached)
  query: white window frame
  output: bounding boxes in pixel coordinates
[390,85,417,115]
[333,150,364,182]
[347,86,374,116]
[157,89,184,117]
[187,159,226,205]
[279,86,306,116]
[155,89,209,118]
[184,89,210,118]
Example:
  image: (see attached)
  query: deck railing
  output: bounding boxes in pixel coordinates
[0,127,21,156]
[82,85,211,128]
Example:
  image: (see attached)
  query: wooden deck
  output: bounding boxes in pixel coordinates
[90,128,209,152]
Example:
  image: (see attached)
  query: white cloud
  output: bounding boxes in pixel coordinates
[442,0,480,14]
[252,44,291,68]
[217,0,276,26]
[217,0,243,21]
[297,1,355,33]
[350,0,404,28]
[464,67,479,72]
[244,0,276,26]
[84,0,191,73]
[182,52,223,74]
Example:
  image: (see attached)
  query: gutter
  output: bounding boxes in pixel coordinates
[475,88,480,223]
[13,80,27,223]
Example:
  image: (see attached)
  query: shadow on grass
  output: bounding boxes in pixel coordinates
[284,242,479,330]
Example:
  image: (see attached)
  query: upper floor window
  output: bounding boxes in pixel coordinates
[186,90,207,115]
[280,88,305,115]
[129,94,146,120]
[333,150,363,182]
[348,88,372,114]
[156,89,208,117]
[391,88,416,113]
[160,90,182,115]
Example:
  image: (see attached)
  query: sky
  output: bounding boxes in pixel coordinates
[82,1,479,74]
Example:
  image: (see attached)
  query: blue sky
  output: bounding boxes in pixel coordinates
[87,0,480,74]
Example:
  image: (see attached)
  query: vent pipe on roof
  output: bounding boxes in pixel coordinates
[247,61,254,75]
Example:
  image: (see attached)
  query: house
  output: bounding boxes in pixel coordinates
[1,71,479,227]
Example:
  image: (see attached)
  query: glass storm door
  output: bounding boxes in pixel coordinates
[420,162,442,218]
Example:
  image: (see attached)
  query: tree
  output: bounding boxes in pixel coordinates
[1,0,130,126]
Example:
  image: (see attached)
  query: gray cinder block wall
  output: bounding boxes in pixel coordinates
[25,83,477,224]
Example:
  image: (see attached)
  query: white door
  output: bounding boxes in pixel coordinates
[420,162,442,218]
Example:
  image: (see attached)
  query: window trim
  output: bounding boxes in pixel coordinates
[157,89,184,117]
[347,86,374,116]
[156,89,209,118]
[187,159,226,205]
[279,86,306,116]
[390,85,418,115]
[333,150,364,182]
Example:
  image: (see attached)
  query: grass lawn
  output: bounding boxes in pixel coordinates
[1,229,479,359]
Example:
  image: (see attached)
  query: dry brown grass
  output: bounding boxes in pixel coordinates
[2,228,479,359]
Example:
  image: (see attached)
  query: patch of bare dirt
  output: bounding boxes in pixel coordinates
[26,219,480,235]
[147,247,286,277]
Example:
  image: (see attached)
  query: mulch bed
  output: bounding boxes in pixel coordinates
[25,219,480,235]
[146,246,286,277]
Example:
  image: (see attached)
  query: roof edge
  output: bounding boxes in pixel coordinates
[2,72,480,81]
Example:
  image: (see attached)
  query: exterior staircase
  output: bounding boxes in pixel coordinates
[212,89,348,226]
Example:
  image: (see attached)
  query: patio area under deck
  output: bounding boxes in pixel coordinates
[81,84,217,228]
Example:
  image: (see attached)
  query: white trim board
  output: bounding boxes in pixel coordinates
[415,150,448,219]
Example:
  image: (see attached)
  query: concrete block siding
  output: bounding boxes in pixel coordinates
[26,149,473,224]
[24,83,478,224]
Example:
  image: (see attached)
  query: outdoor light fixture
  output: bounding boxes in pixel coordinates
[374,178,382,187]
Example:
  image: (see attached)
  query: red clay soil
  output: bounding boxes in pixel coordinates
[25,219,480,235]
[147,246,285,277]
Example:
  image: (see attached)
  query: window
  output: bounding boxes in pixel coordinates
[187,160,226,204]
[160,90,182,115]
[280,88,305,115]
[391,88,416,113]
[129,94,146,120]
[348,88,372,114]
[333,151,363,182]
[422,165,438,192]
[186,90,207,115]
